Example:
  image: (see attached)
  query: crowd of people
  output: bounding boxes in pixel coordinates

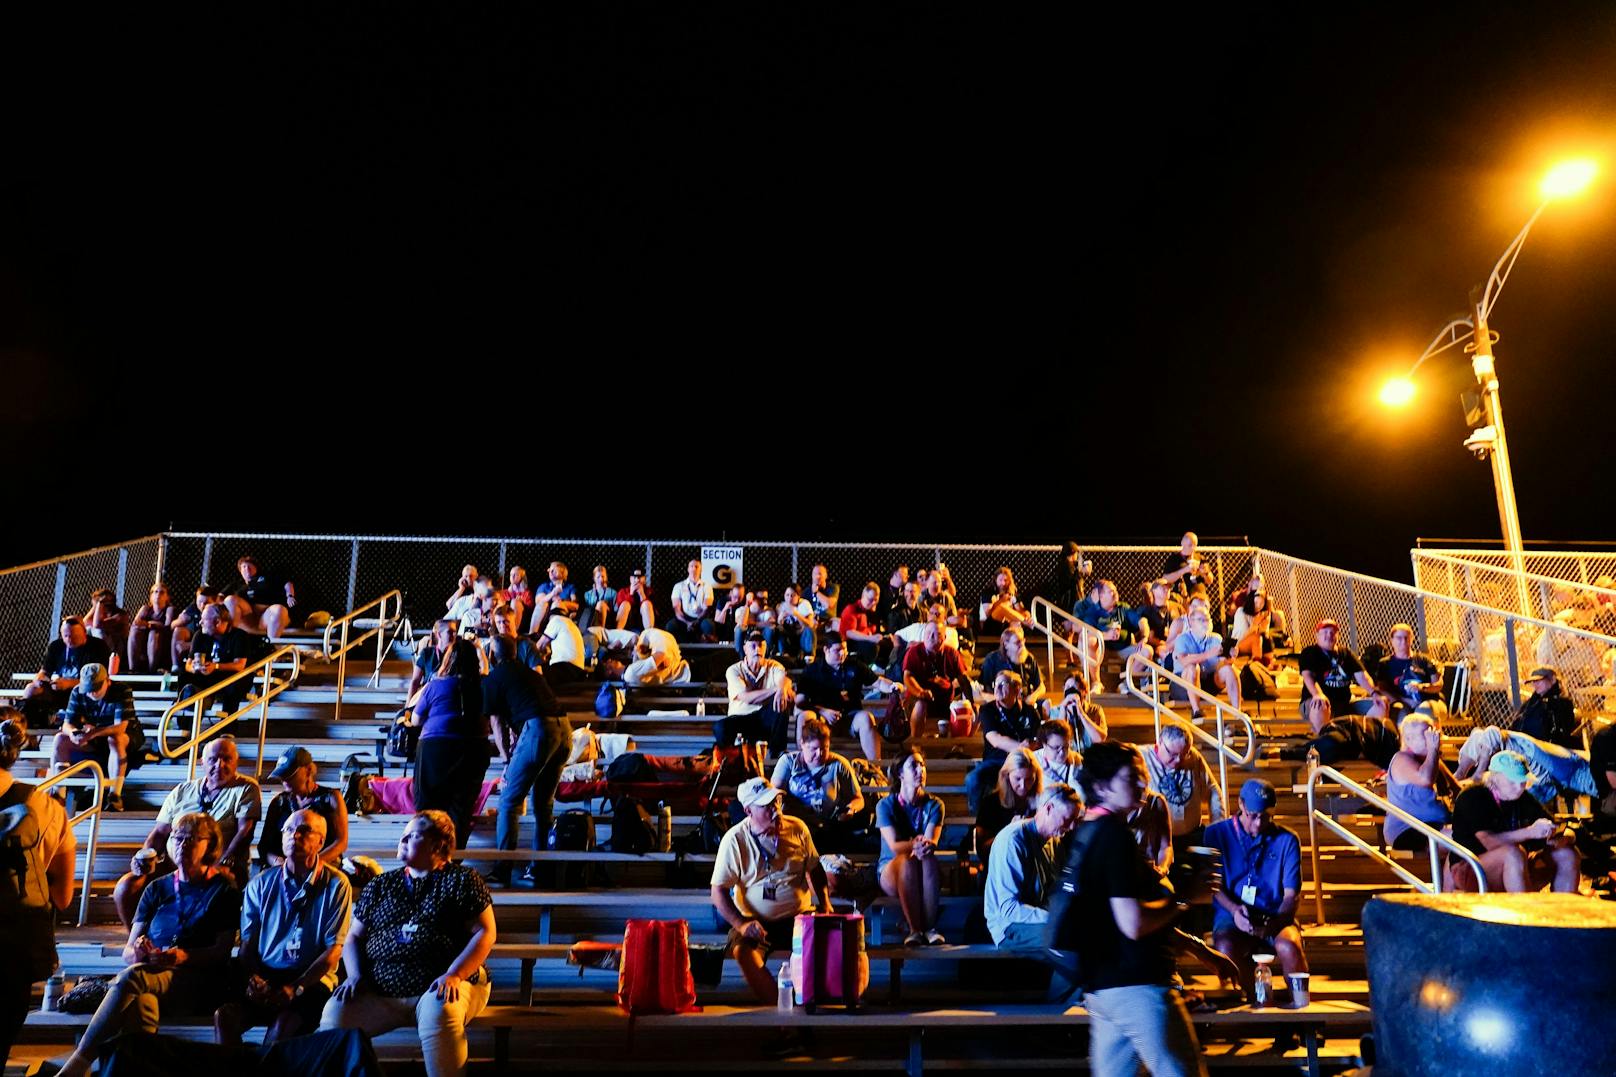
[5,539,1616,1077]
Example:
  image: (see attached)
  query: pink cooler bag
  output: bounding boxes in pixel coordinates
[791,912,867,1013]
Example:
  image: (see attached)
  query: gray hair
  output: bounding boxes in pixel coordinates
[1156,719,1191,750]
[1035,783,1082,812]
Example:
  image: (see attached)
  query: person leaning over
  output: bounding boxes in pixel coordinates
[1450,750,1581,893]
[984,783,1082,951]
[217,808,353,1047]
[710,777,831,1002]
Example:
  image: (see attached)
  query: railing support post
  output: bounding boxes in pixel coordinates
[334,621,350,722]
[1307,765,1324,926]
[346,539,360,612]
[200,535,215,588]
[190,699,205,781]
[1344,580,1359,652]
[1504,618,1522,709]
[256,663,273,779]
[115,547,129,606]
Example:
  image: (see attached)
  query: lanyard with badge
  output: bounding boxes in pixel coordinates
[747,827,787,902]
[1236,830,1273,908]
[399,871,431,945]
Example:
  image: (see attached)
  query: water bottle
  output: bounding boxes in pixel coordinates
[776,961,794,1014]
[43,973,65,1012]
[696,697,706,718]
[1306,746,1320,773]
[656,802,673,852]
[1252,954,1274,1008]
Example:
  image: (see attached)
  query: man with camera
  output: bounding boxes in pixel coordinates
[1202,779,1307,999]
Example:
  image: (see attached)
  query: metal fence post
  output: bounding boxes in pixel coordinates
[200,536,215,588]
[498,542,508,579]
[1504,618,1522,709]
[155,534,169,587]
[115,547,129,605]
[790,545,799,585]
[1286,564,1300,638]
[48,562,67,635]
[644,544,653,579]
[1414,595,1428,647]
[1344,580,1359,651]
[346,540,360,612]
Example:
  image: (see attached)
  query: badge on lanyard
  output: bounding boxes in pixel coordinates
[1241,882,1258,906]
[398,921,420,945]
[286,933,303,961]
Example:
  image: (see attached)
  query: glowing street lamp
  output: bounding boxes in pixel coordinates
[1378,158,1598,609]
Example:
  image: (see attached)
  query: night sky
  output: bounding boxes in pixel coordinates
[3,5,1613,584]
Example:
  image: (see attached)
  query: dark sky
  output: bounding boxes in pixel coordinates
[3,5,1614,583]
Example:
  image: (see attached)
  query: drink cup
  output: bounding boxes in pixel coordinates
[1287,972,1311,1007]
[135,848,158,875]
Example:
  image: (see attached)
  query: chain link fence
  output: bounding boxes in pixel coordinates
[1413,550,1616,628]
[1415,547,1616,589]
[0,536,164,684]
[1256,548,1616,730]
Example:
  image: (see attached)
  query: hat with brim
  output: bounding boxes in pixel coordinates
[737,776,781,809]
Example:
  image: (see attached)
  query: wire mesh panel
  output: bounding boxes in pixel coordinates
[0,536,163,682]
[1418,548,1616,588]
[1258,548,1616,729]
[349,538,505,625]
[1413,550,1616,627]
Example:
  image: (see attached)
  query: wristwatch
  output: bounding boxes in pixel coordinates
[293,984,306,999]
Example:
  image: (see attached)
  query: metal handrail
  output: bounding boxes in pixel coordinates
[0,533,164,579]
[1304,760,1487,925]
[1121,651,1260,811]
[1413,548,1616,613]
[34,759,107,926]
[321,590,406,721]
[157,645,302,779]
[1027,595,1112,687]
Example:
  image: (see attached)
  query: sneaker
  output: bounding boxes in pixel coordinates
[483,869,511,888]
[903,931,927,948]
[925,929,946,946]
[104,791,124,813]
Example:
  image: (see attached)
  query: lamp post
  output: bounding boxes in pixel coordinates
[1380,159,1598,614]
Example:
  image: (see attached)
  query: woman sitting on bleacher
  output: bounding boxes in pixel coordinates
[57,812,241,1077]
[877,748,947,946]
[127,582,177,673]
[974,747,1043,863]
[322,810,496,1077]
[769,713,866,852]
[1036,717,1083,785]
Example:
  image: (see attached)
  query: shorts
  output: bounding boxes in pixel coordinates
[228,963,333,1032]
[727,915,797,957]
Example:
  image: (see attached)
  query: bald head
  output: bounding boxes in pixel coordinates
[282,807,329,870]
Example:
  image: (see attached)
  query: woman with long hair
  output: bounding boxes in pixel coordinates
[410,640,490,847]
[877,748,947,946]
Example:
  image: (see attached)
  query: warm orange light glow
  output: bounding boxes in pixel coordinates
[1379,377,1416,407]
[1540,158,1598,200]
[1419,978,1457,1012]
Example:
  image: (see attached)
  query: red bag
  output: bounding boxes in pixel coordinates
[618,919,699,1015]
[791,913,867,1013]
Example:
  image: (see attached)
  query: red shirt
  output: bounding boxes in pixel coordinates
[903,643,967,692]
[839,604,877,637]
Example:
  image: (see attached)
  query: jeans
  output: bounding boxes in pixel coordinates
[320,977,492,1077]
[665,616,715,642]
[765,623,815,661]
[1083,983,1208,1077]
[964,758,1002,814]
[496,718,572,870]
[713,707,791,753]
[415,737,491,849]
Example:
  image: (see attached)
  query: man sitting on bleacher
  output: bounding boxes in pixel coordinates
[217,809,353,1047]
[114,735,261,926]
[621,627,692,686]
[1141,718,1224,862]
[978,625,1046,713]
[52,662,134,811]
[794,633,894,761]
[1204,779,1308,999]
[984,782,1082,950]
[719,629,794,752]
[537,607,588,688]
[259,745,349,871]
[838,582,892,667]
[966,670,1042,813]
[224,555,298,639]
[177,604,260,714]
[531,560,580,626]
[710,776,832,1002]
[770,714,867,853]
[1297,619,1373,732]
[901,619,973,741]
[20,614,111,725]
[667,558,716,642]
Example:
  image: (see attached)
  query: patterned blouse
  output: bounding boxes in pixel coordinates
[354,863,492,997]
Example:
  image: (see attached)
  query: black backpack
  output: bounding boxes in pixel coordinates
[0,781,60,981]
[1042,819,1104,994]
[610,795,656,855]
[549,808,596,851]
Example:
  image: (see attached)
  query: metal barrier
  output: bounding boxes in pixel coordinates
[1415,546,1616,589]
[321,590,407,721]
[1252,548,1616,729]
[157,646,303,780]
[1304,760,1486,925]
[34,759,108,926]
[1027,595,1109,687]
[1122,651,1259,810]
[1414,548,1616,625]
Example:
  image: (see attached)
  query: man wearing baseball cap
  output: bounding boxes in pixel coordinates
[709,776,831,1002]
[718,629,795,753]
[1512,666,1579,750]
[1297,619,1374,733]
[52,662,137,811]
[259,745,348,870]
[1203,778,1307,997]
[1451,750,1581,893]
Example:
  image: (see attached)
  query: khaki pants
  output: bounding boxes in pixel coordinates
[319,978,491,1077]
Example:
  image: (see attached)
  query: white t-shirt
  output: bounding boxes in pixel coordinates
[156,776,263,866]
[896,621,960,650]
[709,816,820,922]
[671,578,714,620]
[775,599,815,627]
[725,658,786,715]
[637,627,682,665]
[542,615,587,670]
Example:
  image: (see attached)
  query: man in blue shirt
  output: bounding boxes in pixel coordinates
[1204,779,1307,997]
[217,808,353,1046]
[984,784,1082,949]
[532,561,580,625]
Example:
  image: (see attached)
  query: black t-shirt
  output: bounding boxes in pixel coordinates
[1381,655,1439,698]
[1451,784,1549,856]
[481,661,566,728]
[1162,552,1212,595]
[42,637,112,680]
[1591,724,1616,800]
[979,652,1043,699]
[194,627,259,665]
[886,602,926,634]
[978,700,1043,765]
[232,573,286,607]
[259,787,344,867]
[1298,644,1364,712]
[797,658,878,712]
[1073,812,1178,990]
[134,872,242,952]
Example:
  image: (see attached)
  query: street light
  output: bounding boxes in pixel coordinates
[1378,157,1598,612]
